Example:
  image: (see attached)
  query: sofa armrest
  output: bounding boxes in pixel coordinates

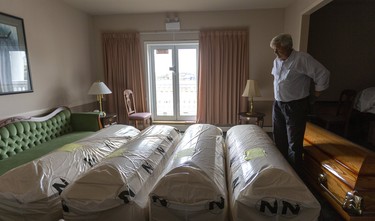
[71,112,101,132]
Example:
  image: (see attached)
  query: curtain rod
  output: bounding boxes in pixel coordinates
[140,30,199,35]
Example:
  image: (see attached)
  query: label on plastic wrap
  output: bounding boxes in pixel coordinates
[256,197,301,217]
[176,147,195,158]
[107,148,125,158]
[58,143,83,152]
[244,148,266,161]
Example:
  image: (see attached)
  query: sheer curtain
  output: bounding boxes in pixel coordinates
[102,32,147,124]
[197,29,249,125]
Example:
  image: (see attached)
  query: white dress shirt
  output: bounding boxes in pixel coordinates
[271,50,330,102]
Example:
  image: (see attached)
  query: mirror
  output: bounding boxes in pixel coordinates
[0,12,32,95]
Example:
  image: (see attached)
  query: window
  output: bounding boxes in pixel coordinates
[147,42,198,121]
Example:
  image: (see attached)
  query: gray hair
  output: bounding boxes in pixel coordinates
[270,33,293,49]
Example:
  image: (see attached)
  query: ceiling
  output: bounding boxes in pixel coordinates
[62,0,296,15]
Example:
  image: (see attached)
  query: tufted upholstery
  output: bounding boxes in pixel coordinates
[0,109,100,161]
[0,110,72,160]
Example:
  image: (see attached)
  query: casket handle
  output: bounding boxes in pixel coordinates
[318,173,342,204]
[318,173,363,216]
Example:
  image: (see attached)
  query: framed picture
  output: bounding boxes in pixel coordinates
[0,12,32,95]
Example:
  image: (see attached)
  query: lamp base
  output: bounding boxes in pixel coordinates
[246,97,255,116]
[99,111,106,117]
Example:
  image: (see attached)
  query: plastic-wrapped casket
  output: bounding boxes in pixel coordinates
[0,124,140,221]
[149,124,228,221]
[225,125,320,221]
[61,125,181,221]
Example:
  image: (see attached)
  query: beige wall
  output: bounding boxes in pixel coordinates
[0,0,96,119]
[93,9,285,101]
[285,0,332,51]
[93,9,285,126]
[0,0,330,126]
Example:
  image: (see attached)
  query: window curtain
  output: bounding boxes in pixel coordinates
[102,32,146,124]
[197,29,249,125]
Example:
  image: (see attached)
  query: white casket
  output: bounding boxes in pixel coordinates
[225,125,320,221]
[61,125,181,221]
[149,124,228,221]
[0,125,140,221]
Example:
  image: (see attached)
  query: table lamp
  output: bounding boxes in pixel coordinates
[242,79,261,115]
[88,81,112,117]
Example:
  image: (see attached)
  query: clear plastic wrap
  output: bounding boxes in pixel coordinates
[149,124,228,221]
[225,125,320,221]
[354,87,375,114]
[0,124,140,221]
[61,125,181,221]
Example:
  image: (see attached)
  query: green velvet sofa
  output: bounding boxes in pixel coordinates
[0,107,101,176]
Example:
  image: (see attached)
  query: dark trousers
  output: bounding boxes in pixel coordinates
[272,97,309,169]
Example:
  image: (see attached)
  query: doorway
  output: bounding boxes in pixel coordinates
[147,42,199,122]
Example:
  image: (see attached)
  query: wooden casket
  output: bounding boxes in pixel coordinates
[303,122,375,221]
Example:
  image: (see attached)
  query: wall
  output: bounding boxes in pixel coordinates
[283,0,368,101]
[0,0,96,119]
[285,0,374,101]
[0,0,342,126]
[93,9,285,126]
[284,0,332,51]
[308,0,375,99]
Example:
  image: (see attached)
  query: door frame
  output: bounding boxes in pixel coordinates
[145,41,199,122]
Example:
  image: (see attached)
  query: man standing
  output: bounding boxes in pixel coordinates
[270,33,330,171]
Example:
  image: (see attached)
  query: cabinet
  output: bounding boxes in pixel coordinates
[238,112,265,127]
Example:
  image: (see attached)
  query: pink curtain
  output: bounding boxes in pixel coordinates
[102,32,146,124]
[197,29,249,125]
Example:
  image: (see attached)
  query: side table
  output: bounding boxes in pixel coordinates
[100,113,117,128]
[238,112,265,127]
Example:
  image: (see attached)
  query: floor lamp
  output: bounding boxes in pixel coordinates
[88,81,112,117]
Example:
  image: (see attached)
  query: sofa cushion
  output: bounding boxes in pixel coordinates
[71,112,101,132]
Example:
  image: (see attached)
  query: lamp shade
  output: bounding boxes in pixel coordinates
[88,82,112,95]
[242,80,261,98]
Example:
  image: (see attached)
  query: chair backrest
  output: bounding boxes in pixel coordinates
[124,89,136,116]
[336,89,357,117]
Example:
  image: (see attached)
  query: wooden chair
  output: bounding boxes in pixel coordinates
[123,89,152,129]
[315,89,357,137]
